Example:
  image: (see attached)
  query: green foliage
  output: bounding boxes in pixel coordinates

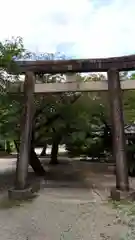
[0,37,26,146]
[123,90,135,123]
[0,37,24,65]
[0,37,27,92]
[64,91,108,158]
[123,73,135,123]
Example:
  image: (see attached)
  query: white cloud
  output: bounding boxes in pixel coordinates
[0,0,135,58]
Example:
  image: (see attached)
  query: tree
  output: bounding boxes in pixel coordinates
[123,72,135,123]
[0,37,47,175]
[0,39,84,171]
[2,38,135,176]
[0,37,25,148]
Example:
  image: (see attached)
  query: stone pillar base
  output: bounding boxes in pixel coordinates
[8,181,41,200]
[110,188,135,201]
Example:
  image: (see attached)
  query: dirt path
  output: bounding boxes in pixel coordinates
[0,187,132,240]
[0,157,135,239]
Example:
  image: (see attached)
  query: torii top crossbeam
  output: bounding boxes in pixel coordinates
[15,54,135,74]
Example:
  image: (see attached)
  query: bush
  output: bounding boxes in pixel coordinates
[66,133,106,159]
[127,142,135,176]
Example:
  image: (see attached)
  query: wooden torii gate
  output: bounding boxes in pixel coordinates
[9,55,135,199]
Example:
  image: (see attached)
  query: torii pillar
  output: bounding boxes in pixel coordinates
[107,69,129,196]
[8,71,35,200]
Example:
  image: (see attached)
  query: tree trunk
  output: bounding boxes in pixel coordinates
[14,140,45,176]
[14,140,19,154]
[35,93,81,135]
[14,140,20,162]
[29,147,46,176]
[40,144,47,156]
[49,137,60,165]
[6,141,11,154]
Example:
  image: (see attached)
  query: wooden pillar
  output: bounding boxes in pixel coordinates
[15,72,35,190]
[107,69,129,191]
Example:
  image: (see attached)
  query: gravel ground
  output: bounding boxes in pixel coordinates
[0,187,130,240]
[0,156,134,240]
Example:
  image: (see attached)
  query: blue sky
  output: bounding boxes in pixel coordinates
[1,0,135,58]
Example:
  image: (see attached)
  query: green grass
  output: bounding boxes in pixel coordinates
[107,200,135,240]
[108,200,135,216]
[0,195,37,209]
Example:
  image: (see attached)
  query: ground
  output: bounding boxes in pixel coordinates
[0,154,135,240]
[0,188,131,240]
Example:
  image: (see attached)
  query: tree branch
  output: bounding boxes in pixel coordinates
[35,93,81,132]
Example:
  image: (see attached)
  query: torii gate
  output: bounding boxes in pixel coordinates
[8,55,135,200]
